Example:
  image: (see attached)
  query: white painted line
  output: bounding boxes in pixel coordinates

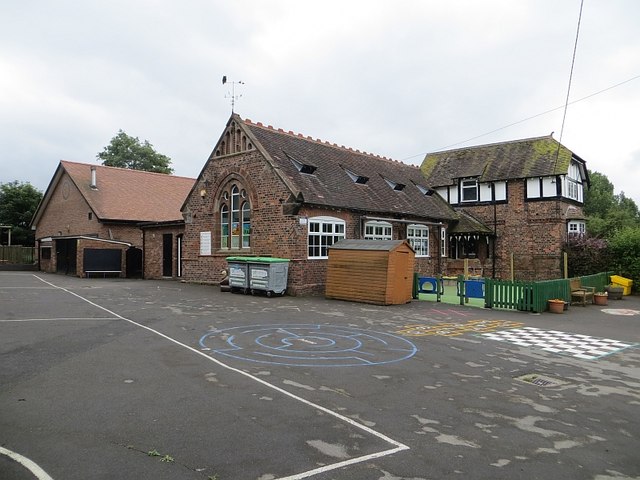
[33,275,410,478]
[0,446,54,480]
[0,286,57,289]
[0,317,117,323]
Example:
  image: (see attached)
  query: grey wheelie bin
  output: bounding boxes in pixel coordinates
[226,257,250,293]
[247,257,290,296]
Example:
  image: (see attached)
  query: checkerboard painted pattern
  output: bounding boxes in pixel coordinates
[480,327,638,360]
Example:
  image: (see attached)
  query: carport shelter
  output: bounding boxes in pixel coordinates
[37,235,132,277]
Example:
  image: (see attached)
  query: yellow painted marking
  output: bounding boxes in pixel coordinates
[396,319,524,337]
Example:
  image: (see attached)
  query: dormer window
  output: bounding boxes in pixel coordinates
[461,179,478,202]
[345,169,369,184]
[287,153,317,175]
[384,178,406,191]
[415,184,434,196]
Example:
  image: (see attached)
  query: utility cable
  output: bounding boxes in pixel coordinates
[553,0,585,173]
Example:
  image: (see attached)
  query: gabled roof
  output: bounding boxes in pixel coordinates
[330,239,414,252]
[32,161,195,226]
[216,115,457,221]
[449,210,494,235]
[421,135,585,187]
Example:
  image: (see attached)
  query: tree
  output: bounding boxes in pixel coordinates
[584,171,639,238]
[97,130,173,174]
[609,226,640,293]
[0,181,43,246]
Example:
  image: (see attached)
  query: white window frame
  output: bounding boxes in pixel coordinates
[364,221,392,240]
[565,161,583,202]
[308,216,346,259]
[220,184,251,250]
[461,179,479,202]
[407,224,429,257]
[440,227,447,257]
[567,220,585,237]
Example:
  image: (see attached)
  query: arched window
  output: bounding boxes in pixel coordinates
[220,183,251,249]
[242,200,251,248]
[220,205,229,248]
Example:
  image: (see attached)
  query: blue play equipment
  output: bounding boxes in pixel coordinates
[416,275,444,302]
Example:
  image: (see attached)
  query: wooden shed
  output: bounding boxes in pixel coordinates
[325,239,415,305]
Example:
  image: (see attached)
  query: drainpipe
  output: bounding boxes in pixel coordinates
[492,182,497,279]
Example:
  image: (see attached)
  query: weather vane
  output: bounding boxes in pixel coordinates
[222,76,244,113]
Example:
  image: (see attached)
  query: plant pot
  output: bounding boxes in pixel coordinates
[594,294,608,306]
[548,300,565,314]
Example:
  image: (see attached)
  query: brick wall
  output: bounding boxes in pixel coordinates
[77,238,127,278]
[448,180,581,280]
[142,226,185,279]
[182,152,450,294]
[35,172,144,247]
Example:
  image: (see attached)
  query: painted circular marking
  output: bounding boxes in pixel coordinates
[199,324,417,367]
[0,446,54,480]
[601,308,640,316]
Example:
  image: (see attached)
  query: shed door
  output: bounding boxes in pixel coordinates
[162,234,173,277]
[393,251,413,304]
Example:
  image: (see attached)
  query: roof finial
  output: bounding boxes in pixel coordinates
[222,76,245,113]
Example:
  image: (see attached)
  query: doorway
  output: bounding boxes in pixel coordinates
[162,234,173,277]
[56,239,77,275]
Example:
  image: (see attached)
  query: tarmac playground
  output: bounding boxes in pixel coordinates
[1,272,639,479]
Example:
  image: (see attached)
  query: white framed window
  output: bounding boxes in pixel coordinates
[565,161,583,201]
[440,227,447,257]
[568,220,585,237]
[220,183,251,249]
[407,224,429,257]
[461,179,478,202]
[364,221,392,240]
[308,216,346,259]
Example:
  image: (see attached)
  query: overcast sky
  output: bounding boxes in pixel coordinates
[1,1,639,205]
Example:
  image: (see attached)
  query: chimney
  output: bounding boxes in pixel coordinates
[90,166,97,188]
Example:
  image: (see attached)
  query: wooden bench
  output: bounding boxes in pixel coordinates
[85,270,122,278]
[570,278,595,306]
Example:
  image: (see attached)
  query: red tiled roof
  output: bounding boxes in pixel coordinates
[62,161,195,222]
[241,118,457,221]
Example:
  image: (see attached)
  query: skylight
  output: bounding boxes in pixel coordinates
[286,153,317,175]
[415,184,434,196]
[384,178,405,191]
[345,169,369,184]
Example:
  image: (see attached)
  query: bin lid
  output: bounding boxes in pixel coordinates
[226,256,289,263]
[226,256,253,262]
[247,257,289,263]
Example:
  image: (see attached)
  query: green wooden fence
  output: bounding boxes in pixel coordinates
[0,246,36,264]
[484,271,613,313]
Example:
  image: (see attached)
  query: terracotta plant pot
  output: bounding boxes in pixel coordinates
[548,300,565,314]
[594,294,608,306]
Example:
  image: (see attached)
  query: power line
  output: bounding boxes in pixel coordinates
[401,72,640,160]
[553,0,584,174]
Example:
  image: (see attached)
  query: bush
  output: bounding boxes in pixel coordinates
[608,226,640,293]
[564,235,611,278]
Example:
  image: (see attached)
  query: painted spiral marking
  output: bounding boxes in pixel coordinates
[199,324,417,367]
